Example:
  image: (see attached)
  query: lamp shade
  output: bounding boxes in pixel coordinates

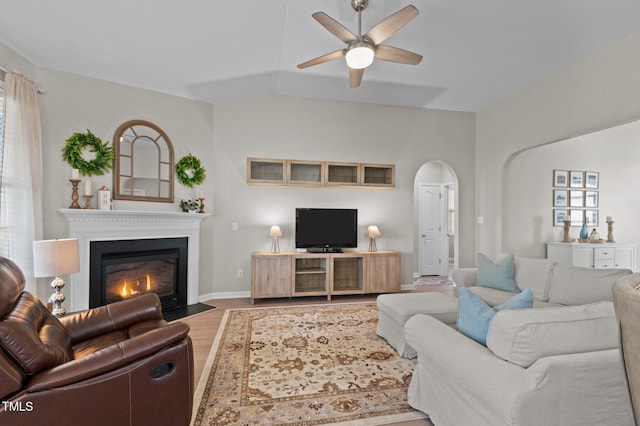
[269,225,283,238]
[33,239,80,277]
[365,225,381,238]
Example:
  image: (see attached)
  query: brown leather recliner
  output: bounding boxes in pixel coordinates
[0,256,193,426]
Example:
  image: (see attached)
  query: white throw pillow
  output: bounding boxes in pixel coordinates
[513,256,554,302]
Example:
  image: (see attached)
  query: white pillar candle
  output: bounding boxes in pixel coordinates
[84,180,92,195]
[71,169,80,180]
[606,216,613,222]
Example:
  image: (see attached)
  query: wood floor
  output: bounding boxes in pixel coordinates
[179,284,456,426]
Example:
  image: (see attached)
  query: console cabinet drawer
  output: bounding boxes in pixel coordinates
[594,247,614,260]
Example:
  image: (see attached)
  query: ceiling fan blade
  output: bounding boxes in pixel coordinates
[364,5,419,45]
[349,67,364,88]
[312,12,358,44]
[297,50,346,69]
[375,45,423,65]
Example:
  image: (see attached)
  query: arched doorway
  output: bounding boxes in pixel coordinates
[413,161,459,278]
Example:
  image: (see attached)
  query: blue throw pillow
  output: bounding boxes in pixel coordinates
[476,253,518,292]
[457,288,533,345]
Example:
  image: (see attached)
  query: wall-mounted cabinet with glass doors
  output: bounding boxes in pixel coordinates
[247,157,394,188]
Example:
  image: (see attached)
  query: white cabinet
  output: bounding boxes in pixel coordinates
[613,247,634,270]
[547,242,637,271]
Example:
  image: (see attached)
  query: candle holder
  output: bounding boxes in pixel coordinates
[69,179,81,209]
[562,217,571,243]
[198,197,205,213]
[607,219,615,243]
[83,195,94,209]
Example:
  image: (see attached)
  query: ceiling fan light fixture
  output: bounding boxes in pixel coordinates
[345,42,374,69]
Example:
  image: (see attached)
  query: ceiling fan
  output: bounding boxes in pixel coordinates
[297,0,423,88]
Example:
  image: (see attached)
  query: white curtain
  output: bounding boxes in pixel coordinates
[0,72,44,294]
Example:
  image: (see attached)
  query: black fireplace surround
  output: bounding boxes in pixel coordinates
[89,237,188,312]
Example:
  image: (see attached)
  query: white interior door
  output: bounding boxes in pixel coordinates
[419,184,445,276]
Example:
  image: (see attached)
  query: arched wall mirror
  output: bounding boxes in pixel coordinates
[113,120,174,202]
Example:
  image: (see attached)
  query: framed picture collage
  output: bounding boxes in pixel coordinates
[552,170,599,227]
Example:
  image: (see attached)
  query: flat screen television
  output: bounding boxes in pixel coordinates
[295,208,358,252]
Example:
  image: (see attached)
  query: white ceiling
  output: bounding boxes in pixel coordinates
[1,0,639,112]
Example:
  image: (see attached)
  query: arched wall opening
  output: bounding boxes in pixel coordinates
[502,118,640,266]
[413,160,459,278]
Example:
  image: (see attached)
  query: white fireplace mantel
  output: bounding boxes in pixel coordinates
[58,209,210,312]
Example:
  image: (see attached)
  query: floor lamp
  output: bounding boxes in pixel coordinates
[33,238,80,317]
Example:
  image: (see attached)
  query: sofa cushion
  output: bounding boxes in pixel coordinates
[457,288,533,346]
[476,253,518,292]
[513,257,554,301]
[486,301,618,368]
[547,266,632,305]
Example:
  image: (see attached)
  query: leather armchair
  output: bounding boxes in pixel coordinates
[0,256,193,426]
[613,273,640,425]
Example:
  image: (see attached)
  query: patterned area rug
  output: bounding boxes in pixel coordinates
[191,303,427,425]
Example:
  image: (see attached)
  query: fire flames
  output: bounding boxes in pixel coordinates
[120,274,152,298]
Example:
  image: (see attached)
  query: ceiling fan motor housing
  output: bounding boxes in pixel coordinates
[351,0,368,12]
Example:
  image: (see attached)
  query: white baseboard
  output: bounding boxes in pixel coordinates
[199,285,417,302]
[199,291,251,302]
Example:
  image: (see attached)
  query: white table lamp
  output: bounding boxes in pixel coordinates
[365,225,382,252]
[33,238,80,317]
[269,225,283,253]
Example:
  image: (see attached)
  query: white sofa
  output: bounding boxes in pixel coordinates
[452,256,631,307]
[405,302,633,425]
[403,257,634,425]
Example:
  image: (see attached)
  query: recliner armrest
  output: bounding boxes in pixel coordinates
[451,268,478,288]
[24,321,190,392]
[60,293,163,343]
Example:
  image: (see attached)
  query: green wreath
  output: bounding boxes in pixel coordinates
[176,154,206,187]
[62,129,114,176]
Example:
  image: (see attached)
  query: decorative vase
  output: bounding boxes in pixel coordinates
[580,224,589,240]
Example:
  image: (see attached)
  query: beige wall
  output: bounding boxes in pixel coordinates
[6,28,640,301]
[210,97,476,297]
[476,32,640,265]
[2,41,476,305]
[505,120,640,263]
[35,68,215,304]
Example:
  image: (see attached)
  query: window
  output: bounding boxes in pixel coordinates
[447,185,455,236]
[0,75,4,172]
[0,74,5,256]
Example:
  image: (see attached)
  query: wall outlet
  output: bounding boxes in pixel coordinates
[232,222,238,231]
[237,269,243,278]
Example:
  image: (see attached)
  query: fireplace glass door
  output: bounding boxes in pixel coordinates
[90,237,188,312]
[104,254,177,305]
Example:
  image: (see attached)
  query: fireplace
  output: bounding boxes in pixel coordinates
[89,237,188,312]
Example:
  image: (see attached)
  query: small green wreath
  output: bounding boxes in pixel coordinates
[62,129,114,176]
[176,154,206,187]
